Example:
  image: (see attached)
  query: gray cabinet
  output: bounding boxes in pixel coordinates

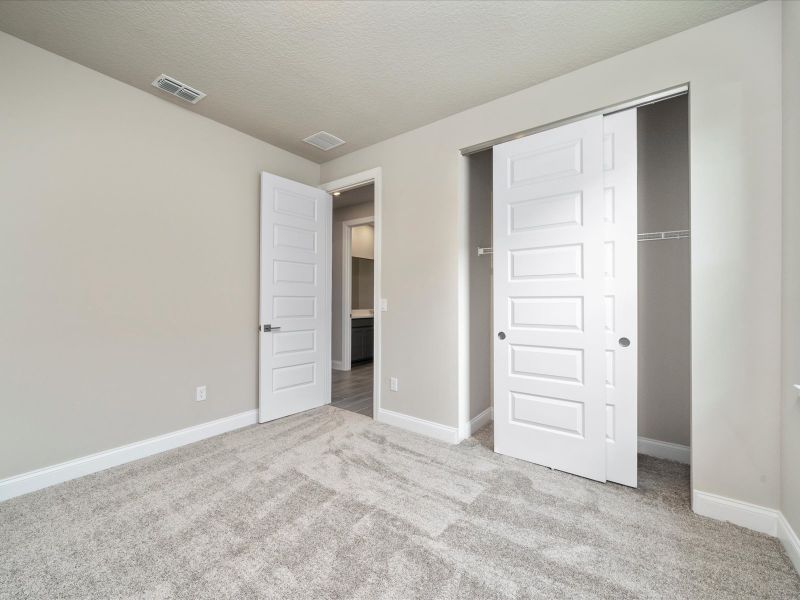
[351,318,373,363]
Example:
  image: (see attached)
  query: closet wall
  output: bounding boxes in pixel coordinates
[637,96,691,447]
[466,150,493,422]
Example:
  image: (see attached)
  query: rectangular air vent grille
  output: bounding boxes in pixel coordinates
[303,131,346,151]
[151,74,206,104]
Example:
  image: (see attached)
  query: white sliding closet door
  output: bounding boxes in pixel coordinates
[603,109,638,487]
[492,113,638,484]
[493,116,608,482]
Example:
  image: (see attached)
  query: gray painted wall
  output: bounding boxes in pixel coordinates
[331,198,374,364]
[637,96,691,446]
[0,33,319,479]
[781,0,800,538]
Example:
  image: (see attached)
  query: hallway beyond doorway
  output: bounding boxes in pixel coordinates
[332,362,373,418]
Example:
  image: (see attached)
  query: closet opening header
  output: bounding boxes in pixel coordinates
[459,83,689,157]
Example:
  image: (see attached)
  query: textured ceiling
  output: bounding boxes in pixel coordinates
[0,0,758,162]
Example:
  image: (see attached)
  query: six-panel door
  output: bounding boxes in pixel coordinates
[259,172,332,423]
[493,116,608,482]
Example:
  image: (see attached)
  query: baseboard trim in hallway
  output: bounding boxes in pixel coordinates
[0,409,258,502]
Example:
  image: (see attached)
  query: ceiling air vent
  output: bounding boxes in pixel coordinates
[151,74,206,104]
[303,131,345,151]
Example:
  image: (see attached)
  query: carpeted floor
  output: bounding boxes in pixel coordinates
[1,406,798,599]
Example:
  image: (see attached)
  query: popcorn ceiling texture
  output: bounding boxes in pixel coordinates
[1,406,797,599]
[0,0,757,162]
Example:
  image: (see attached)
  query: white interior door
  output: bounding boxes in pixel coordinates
[603,109,638,487]
[493,116,608,482]
[259,172,331,423]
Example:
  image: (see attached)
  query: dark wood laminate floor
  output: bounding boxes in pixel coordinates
[331,361,373,418]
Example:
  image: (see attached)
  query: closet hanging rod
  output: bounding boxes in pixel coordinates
[480,231,688,255]
[638,230,690,242]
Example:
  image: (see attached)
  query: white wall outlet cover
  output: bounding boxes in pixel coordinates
[381,299,388,312]
[196,385,207,402]
[390,377,399,392]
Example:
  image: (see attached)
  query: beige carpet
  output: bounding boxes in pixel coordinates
[1,406,798,599]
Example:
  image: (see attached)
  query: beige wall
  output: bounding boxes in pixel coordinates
[352,257,374,311]
[0,32,319,479]
[637,97,691,447]
[321,2,783,508]
[781,0,800,535]
[331,200,374,364]
[351,224,375,260]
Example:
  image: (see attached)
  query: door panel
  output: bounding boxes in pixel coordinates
[260,172,331,423]
[493,116,607,482]
[603,109,638,487]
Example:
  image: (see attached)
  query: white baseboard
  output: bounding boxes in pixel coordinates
[692,489,779,536]
[693,489,800,573]
[332,360,348,371]
[376,408,459,444]
[778,512,800,574]
[459,407,493,440]
[0,409,258,502]
[638,436,691,464]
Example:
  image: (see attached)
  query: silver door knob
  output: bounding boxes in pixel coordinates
[618,337,630,347]
[498,331,506,340]
[262,324,281,332]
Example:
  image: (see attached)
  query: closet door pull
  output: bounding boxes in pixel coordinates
[618,337,630,348]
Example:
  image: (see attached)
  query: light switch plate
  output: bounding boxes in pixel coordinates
[381,298,388,312]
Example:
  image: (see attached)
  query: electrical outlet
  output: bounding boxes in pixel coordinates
[196,385,207,402]
[390,377,399,392]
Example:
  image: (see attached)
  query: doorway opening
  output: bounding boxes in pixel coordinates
[320,168,382,421]
[463,90,690,488]
[331,184,375,417]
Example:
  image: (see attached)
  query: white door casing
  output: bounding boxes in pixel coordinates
[603,109,638,487]
[493,116,608,482]
[259,172,332,423]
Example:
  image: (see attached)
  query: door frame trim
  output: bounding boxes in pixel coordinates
[341,215,375,370]
[320,168,382,419]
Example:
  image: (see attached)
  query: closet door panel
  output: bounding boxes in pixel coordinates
[603,109,638,487]
[493,115,607,483]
